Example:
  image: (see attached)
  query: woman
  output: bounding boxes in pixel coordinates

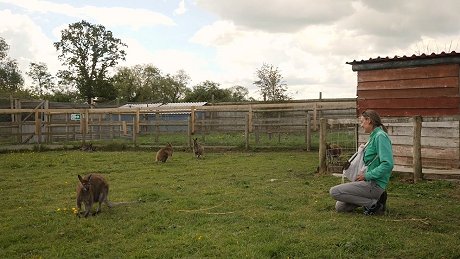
[329,109,394,215]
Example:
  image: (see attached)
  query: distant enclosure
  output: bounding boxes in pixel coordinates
[2,97,460,179]
[0,99,357,154]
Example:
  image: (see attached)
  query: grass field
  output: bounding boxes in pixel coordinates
[1,150,459,258]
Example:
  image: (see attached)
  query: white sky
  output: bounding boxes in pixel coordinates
[1,0,460,100]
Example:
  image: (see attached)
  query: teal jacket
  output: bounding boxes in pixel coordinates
[364,127,394,189]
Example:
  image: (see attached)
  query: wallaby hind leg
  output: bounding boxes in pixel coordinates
[83,202,92,217]
[94,192,111,215]
[94,194,104,215]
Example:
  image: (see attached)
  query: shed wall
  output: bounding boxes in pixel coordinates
[357,64,460,116]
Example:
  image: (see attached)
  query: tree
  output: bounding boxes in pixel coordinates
[0,38,8,60]
[0,37,24,93]
[54,20,127,103]
[113,65,191,103]
[184,81,249,103]
[161,69,190,103]
[228,85,249,102]
[253,63,289,101]
[112,67,139,103]
[113,64,163,103]
[26,62,55,97]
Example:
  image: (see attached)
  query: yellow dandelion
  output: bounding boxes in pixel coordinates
[56,208,61,212]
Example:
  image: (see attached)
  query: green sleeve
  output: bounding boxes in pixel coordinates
[364,132,394,188]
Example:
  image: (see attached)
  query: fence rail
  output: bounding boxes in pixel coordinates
[0,100,357,149]
[318,116,460,180]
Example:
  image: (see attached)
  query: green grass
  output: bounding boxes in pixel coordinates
[1,151,459,258]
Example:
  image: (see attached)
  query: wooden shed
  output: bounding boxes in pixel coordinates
[347,51,460,176]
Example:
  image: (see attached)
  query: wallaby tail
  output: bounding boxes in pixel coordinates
[108,199,145,207]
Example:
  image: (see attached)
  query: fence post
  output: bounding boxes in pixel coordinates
[44,110,50,143]
[248,105,253,133]
[245,114,250,150]
[122,121,127,135]
[132,117,137,145]
[16,99,22,143]
[313,103,318,131]
[109,113,114,139]
[98,113,102,140]
[318,118,327,174]
[44,101,50,143]
[81,110,87,144]
[187,115,192,148]
[305,111,311,151]
[155,112,160,143]
[191,106,196,135]
[135,108,140,134]
[35,110,41,145]
[413,116,423,182]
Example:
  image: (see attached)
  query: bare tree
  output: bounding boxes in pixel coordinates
[254,63,289,101]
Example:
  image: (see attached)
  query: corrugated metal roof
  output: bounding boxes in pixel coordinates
[120,103,162,108]
[347,51,460,71]
[161,102,207,107]
[118,102,207,111]
[347,51,460,65]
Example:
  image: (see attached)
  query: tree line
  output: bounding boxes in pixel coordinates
[0,20,290,104]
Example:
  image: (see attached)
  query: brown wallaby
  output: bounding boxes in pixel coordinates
[76,173,111,217]
[155,143,173,162]
[193,138,204,158]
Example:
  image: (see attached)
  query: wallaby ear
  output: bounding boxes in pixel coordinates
[78,174,83,182]
[87,174,92,181]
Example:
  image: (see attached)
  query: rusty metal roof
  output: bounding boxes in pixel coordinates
[347,51,460,71]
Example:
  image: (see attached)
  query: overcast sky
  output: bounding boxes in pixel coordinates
[1,0,460,100]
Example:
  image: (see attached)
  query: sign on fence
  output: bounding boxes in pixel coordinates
[70,113,81,121]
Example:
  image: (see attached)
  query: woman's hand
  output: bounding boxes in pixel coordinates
[356,171,365,181]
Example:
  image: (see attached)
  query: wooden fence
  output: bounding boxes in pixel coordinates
[0,100,357,149]
[319,116,460,180]
[2,99,460,179]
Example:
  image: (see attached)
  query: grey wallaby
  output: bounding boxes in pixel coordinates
[155,142,173,162]
[76,173,111,217]
[193,138,204,158]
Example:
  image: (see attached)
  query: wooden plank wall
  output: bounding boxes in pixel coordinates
[359,118,460,169]
[357,64,460,116]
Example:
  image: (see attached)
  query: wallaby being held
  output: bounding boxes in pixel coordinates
[76,173,112,217]
[193,138,204,158]
[155,143,173,162]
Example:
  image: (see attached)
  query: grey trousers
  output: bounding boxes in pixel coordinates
[329,180,384,212]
